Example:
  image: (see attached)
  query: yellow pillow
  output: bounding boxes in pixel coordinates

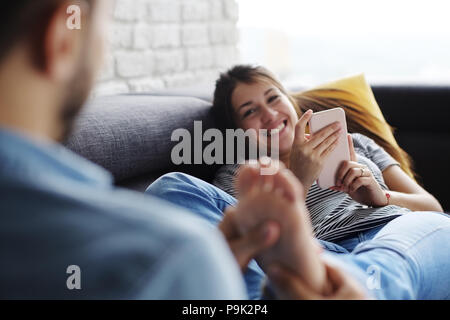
[294,74,415,180]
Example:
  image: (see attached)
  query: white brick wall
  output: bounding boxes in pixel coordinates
[93,0,240,96]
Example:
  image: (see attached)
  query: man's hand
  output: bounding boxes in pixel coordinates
[219,206,280,272]
[267,259,369,300]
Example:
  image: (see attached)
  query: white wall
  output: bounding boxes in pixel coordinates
[94,0,240,96]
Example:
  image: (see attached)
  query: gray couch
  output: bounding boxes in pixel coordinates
[65,93,219,192]
[65,86,450,211]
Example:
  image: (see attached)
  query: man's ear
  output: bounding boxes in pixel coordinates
[43,1,88,82]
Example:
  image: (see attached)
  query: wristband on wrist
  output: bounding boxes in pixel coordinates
[385,192,391,206]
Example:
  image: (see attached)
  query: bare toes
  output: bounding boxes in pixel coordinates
[235,163,260,197]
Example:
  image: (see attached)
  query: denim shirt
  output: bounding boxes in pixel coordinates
[0,128,246,299]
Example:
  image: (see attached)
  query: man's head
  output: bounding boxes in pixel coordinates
[0,0,111,141]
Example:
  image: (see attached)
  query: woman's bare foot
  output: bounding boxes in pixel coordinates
[234,161,328,294]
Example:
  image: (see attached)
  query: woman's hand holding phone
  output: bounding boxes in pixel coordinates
[331,135,388,207]
[289,110,342,192]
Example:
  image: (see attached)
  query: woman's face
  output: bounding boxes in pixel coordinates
[231,80,299,156]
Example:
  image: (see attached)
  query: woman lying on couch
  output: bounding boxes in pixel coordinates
[147,65,449,299]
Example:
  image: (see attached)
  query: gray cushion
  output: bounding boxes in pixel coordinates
[65,94,216,182]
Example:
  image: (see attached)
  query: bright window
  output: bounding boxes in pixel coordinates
[237,0,450,86]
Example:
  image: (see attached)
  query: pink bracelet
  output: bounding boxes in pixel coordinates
[385,192,391,206]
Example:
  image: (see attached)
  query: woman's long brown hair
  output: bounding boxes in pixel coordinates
[213,65,417,181]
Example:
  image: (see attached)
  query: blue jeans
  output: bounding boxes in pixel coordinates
[147,172,450,300]
[334,225,385,252]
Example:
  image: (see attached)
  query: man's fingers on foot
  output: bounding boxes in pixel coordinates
[259,221,280,246]
[325,263,367,299]
[234,222,280,270]
[268,264,319,300]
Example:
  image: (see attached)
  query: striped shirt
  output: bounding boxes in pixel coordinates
[212,133,411,242]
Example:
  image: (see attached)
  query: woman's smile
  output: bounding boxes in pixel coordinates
[262,119,288,137]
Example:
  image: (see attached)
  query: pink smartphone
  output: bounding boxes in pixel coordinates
[308,108,350,189]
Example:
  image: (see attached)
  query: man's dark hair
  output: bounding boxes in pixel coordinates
[0,1,93,69]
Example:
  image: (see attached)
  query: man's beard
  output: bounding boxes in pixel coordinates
[58,59,94,142]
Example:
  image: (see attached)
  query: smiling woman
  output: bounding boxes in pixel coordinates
[231,81,297,157]
[237,0,450,85]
